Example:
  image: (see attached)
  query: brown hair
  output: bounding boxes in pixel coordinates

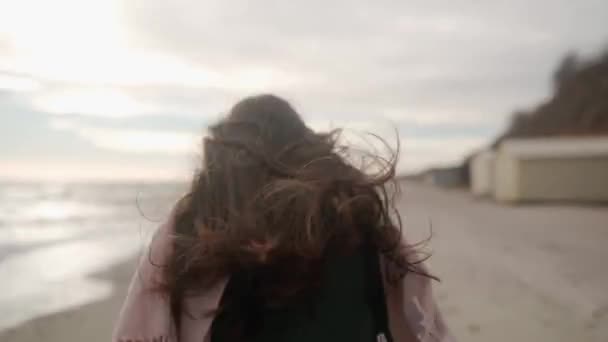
[162,94,424,324]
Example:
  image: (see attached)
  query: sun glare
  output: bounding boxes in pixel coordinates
[0,0,124,54]
[0,0,219,88]
[0,0,300,121]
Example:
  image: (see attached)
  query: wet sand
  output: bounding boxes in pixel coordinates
[0,259,136,342]
[2,181,607,342]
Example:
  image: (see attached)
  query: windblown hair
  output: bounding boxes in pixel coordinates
[161,94,424,324]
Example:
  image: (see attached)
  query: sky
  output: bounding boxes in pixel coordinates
[1,0,607,181]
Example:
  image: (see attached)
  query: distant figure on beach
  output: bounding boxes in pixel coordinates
[113,95,454,342]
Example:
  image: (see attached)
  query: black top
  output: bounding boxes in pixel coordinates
[210,243,393,342]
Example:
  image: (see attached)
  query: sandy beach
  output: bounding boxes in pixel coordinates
[1,181,607,342]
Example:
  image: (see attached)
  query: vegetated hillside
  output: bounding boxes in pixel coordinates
[495,48,608,145]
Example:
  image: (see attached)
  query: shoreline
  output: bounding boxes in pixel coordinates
[0,258,136,342]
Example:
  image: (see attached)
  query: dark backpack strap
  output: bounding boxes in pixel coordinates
[364,242,394,342]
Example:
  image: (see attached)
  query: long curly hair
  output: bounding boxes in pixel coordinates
[161,94,425,328]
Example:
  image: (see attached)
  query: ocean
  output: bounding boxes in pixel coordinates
[0,182,187,331]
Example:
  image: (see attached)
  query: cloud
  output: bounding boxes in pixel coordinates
[0,73,41,92]
[34,88,149,117]
[52,123,198,155]
[1,0,608,180]
[46,111,212,133]
[121,0,608,118]
[0,95,194,181]
[0,94,202,158]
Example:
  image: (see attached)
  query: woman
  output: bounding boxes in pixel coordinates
[113,95,453,342]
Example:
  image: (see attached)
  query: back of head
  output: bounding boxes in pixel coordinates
[164,94,410,313]
[223,94,310,146]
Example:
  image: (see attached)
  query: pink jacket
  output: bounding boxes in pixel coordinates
[113,212,455,342]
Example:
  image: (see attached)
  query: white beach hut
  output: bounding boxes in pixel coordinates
[493,137,608,202]
[470,150,496,196]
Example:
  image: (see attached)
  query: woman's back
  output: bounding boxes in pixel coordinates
[210,243,388,342]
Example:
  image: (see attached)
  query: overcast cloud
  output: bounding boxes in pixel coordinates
[1,0,607,181]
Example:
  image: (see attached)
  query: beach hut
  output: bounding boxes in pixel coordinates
[493,137,608,202]
[423,166,468,188]
[470,150,496,196]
